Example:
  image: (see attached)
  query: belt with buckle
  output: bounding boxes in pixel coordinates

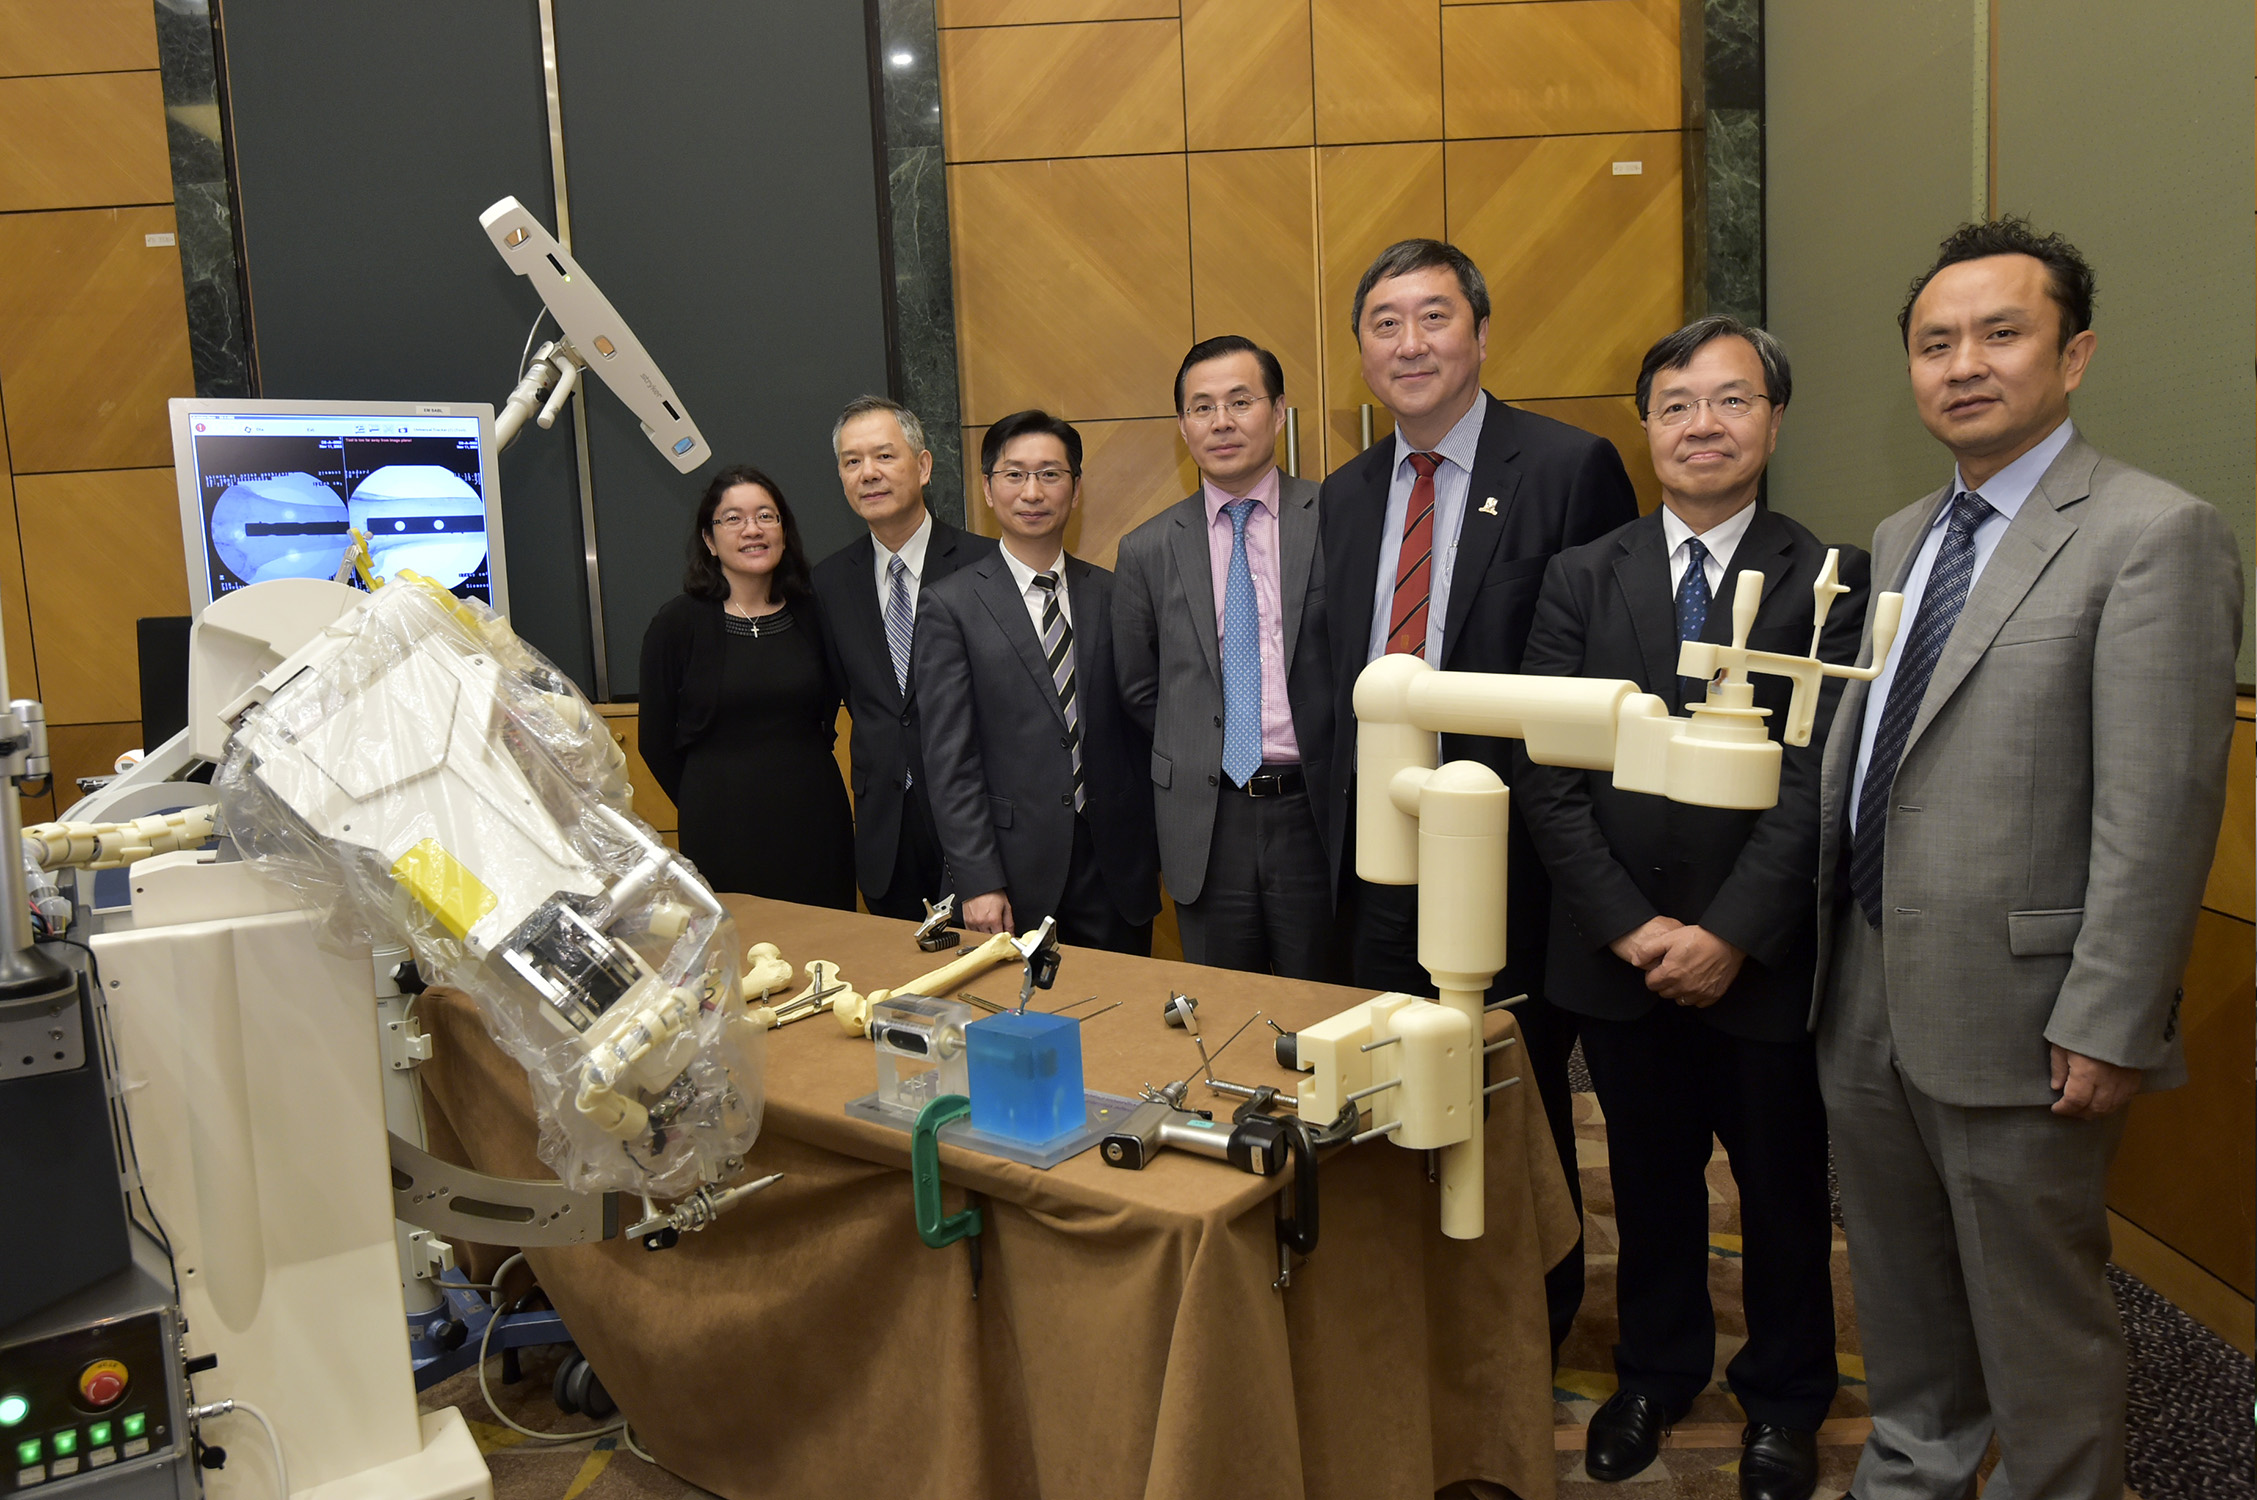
[1235,768,1304,798]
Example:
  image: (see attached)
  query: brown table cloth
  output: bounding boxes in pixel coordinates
[418,896,1579,1500]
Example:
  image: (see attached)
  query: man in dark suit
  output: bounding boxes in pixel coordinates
[1518,318,1863,1500]
[1113,335,1334,977]
[917,409,1159,952]
[812,395,996,919]
[1321,238,1639,1352]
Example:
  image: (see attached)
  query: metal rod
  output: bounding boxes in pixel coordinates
[1071,999,1123,1025]
[1359,1035,1401,1053]
[535,0,610,699]
[1484,993,1530,1011]
[1201,1009,1264,1077]
[1482,1037,1519,1055]
[1284,407,1300,478]
[1359,403,1375,450]
[1350,1118,1402,1146]
[1481,1076,1522,1096]
[1344,1077,1399,1105]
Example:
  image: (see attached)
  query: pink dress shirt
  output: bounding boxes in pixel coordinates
[1201,467,1300,765]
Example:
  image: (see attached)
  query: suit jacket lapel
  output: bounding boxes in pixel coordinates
[1903,442,2093,755]
[1821,488,1947,833]
[1278,479,1317,665]
[1334,444,1394,666]
[1168,501,1222,688]
[1612,511,1679,696]
[1441,394,1522,658]
[974,556,1071,733]
[842,534,902,712]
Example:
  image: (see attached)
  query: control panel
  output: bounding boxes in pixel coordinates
[0,1309,176,1492]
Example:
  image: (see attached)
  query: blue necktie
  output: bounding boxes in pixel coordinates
[1220,499,1262,787]
[1849,491,1995,926]
[1675,537,1712,703]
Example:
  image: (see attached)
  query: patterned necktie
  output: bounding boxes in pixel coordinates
[1849,491,1995,926]
[1386,452,1443,656]
[1032,571,1086,813]
[884,554,913,696]
[1220,499,1263,787]
[1675,536,1712,704]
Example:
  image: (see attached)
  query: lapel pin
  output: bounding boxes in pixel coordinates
[1478,496,1499,516]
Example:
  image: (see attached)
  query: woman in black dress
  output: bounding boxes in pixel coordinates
[638,465,855,908]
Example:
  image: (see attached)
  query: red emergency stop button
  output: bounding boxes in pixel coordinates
[78,1360,127,1408]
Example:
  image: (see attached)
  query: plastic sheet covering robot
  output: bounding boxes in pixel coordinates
[213,574,764,1198]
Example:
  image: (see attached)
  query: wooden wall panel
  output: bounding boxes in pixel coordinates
[0,422,35,702]
[2201,707,2253,921]
[2107,906,2257,1297]
[1315,142,1445,471]
[0,71,170,210]
[0,206,195,473]
[1182,0,1313,151]
[1443,0,1680,139]
[1518,395,1657,514]
[950,154,1191,424]
[938,0,1175,25]
[1189,149,1321,417]
[0,0,158,76]
[14,468,187,724]
[48,720,141,800]
[1447,132,1682,399]
[962,416,1194,568]
[1311,0,1442,145]
[940,20,1184,161]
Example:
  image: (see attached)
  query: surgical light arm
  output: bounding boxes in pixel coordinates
[1354,553,1900,1238]
[480,195,711,474]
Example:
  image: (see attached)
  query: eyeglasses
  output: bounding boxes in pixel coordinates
[986,467,1076,492]
[711,508,782,531]
[1647,394,1773,427]
[1182,394,1272,425]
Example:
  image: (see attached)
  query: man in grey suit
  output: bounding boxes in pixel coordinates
[917,409,1160,954]
[1814,219,2243,1500]
[1113,335,1335,977]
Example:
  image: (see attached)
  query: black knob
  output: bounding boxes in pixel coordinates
[642,1226,680,1251]
[391,961,428,996]
[199,1445,228,1470]
[1274,1032,1298,1069]
[185,1353,219,1375]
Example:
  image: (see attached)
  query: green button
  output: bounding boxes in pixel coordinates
[15,1437,40,1467]
[50,1430,77,1457]
[121,1414,146,1440]
[0,1397,25,1428]
[88,1422,111,1448]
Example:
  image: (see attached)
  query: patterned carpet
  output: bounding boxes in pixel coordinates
[422,1081,2254,1500]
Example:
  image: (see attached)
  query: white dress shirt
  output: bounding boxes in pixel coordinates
[997,542,1073,644]
[1660,498,1760,597]
[871,508,935,608]
[1365,395,1487,665]
[1848,419,2075,831]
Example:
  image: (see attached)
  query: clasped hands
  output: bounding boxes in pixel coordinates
[1610,915,1743,1008]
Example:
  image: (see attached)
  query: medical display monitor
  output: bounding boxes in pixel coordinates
[169,399,509,616]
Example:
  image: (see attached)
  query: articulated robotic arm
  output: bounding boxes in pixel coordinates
[1350,555,1900,1238]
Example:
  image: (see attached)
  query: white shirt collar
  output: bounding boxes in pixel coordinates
[1659,498,1760,574]
[874,508,934,575]
[998,542,1068,597]
[1392,391,1487,474]
[1945,419,2075,526]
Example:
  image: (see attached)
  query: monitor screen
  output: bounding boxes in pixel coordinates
[169,400,508,616]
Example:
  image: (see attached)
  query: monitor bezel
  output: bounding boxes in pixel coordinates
[167,397,510,619]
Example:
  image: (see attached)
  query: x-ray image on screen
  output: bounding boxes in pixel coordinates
[185,417,496,608]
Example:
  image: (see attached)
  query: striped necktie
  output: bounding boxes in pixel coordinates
[1386,452,1443,656]
[1220,499,1263,787]
[1031,571,1086,813]
[884,554,913,696]
[1848,491,1995,926]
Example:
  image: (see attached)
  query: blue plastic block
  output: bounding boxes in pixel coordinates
[966,1010,1086,1145]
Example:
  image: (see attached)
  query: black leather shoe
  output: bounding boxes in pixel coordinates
[1738,1423,1819,1500]
[1585,1391,1668,1481]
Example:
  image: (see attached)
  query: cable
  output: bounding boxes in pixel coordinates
[191,1401,287,1500]
[472,1253,624,1444]
[622,1426,657,1465]
[516,306,554,382]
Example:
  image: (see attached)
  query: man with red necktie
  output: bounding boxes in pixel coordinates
[1320,238,1639,1358]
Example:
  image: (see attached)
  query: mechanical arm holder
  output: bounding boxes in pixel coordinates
[1352,555,1898,1238]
